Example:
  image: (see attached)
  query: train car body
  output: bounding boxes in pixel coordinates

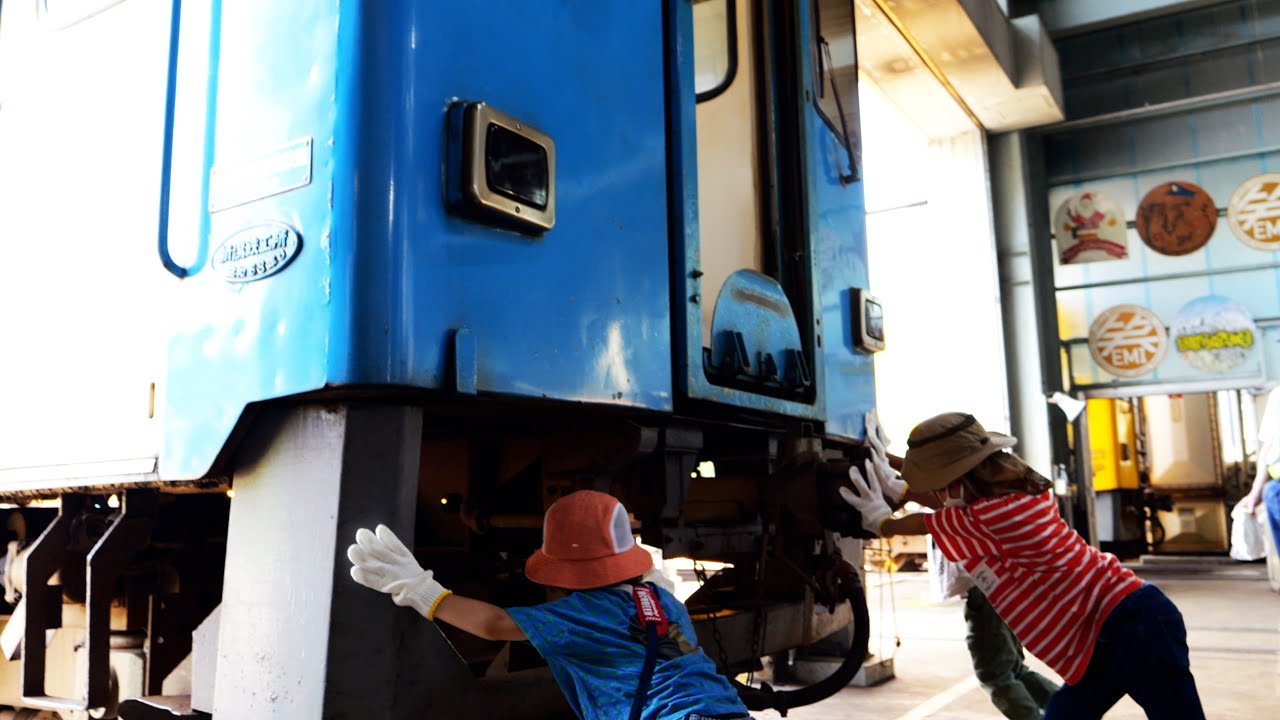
[0,1,878,717]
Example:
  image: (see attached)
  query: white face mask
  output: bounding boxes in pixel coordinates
[937,483,967,509]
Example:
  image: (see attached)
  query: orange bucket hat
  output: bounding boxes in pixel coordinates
[525,490,653,590]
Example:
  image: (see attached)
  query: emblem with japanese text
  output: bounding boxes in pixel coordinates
[212,223,301,283]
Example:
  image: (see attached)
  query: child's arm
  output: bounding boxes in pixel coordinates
[347,524,525,642]
[1238,445,1275,513]
[433,594,527,641]
[880,513,929,537]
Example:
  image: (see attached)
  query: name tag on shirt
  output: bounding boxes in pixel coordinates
[970,562,1001,595]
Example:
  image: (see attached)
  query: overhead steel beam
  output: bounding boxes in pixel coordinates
[1034,0,1225,37]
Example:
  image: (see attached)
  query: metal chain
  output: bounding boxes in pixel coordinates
[746,529,772,687]
[695,561,731,673]
[870,538,901,659]
[747,601,765,686]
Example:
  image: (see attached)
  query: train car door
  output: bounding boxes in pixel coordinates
[669,0,874,434]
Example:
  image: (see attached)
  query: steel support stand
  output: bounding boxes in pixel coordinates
[211,403,476,718]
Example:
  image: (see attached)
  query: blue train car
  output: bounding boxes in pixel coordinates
[0,1,879,716]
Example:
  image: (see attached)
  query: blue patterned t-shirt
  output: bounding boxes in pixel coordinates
[507,585,749,720]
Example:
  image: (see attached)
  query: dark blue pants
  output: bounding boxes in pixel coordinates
[1265,479,1280,560]
[1043,584,1204,720]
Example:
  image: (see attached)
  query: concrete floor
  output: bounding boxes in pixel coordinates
[754,561,1278,719]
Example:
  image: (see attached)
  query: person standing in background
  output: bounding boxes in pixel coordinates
[1236,385,1280,591]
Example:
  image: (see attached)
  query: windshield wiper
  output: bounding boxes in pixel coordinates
[819,35,859,184]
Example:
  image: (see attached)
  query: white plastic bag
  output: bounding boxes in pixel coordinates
[927,537,974,602]
[1230,503,1267,561]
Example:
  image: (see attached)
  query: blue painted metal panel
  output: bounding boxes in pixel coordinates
[346,0,672,408]
[163,0,674,478]
[808,111,875,441]
[794,0,875,441]
[162,0,342,478]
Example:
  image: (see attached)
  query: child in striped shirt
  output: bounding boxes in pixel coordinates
[842,411,1205,720]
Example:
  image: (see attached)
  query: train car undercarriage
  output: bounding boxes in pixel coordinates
[0,402,874,719]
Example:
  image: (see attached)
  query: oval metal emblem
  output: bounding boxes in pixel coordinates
[212,223,301,283]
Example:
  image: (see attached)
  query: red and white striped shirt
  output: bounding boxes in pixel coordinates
[925,491,1143,684]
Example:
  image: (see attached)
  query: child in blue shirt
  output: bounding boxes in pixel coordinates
[348,489,752,720]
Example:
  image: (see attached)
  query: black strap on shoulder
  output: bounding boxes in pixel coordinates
[629,619,660,720]
[629,582,667,720]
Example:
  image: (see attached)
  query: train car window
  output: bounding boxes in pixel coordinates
[812,0,859,182]
[485,123,550,210]
[692,0,765,352]
[694,0,737,102]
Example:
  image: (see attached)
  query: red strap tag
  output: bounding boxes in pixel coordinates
[631,584,668,635]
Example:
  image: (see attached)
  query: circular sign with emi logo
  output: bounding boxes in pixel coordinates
[1135,181,1218,256]
[1227,173,1280,251]
[1088,304,1169,378]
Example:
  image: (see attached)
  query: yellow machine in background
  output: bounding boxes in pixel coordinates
[1089,398,1149,557]
[1089,399,1140,492]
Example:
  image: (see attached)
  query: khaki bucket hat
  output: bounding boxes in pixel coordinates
[901,413,1017,493]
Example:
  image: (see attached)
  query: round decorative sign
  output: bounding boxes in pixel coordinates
[1134,181,1217,256]
[1053,191,1128,264]
[1170,295,1257,373]
[1227,173,1280,251]
[1088,304,1169,378]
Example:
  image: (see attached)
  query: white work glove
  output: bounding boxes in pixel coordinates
[839,461,894,536]
[866,411,908,504]
[348,524,452,620]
